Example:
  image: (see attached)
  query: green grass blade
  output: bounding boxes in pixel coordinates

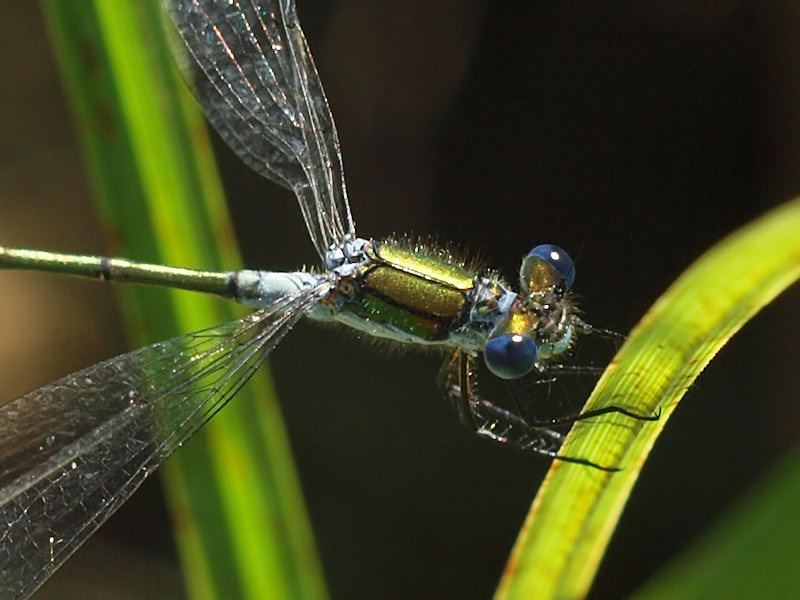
[495,197,800,599]
[41,1,326,598]
[632,442,800,599]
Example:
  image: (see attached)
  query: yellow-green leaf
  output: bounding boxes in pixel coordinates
[496,197,800,599]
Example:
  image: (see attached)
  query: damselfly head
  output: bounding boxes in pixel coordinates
[483,244,577,379]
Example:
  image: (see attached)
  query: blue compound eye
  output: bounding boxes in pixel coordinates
[528,244,575,289]
[521,244,576,292]
[484,334,538,380]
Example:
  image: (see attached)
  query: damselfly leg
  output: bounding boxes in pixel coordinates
[439,350,658,471]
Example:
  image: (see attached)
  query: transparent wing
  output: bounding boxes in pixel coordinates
[162,0,355,260]
[0,283,324,600]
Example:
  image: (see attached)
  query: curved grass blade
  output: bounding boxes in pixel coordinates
[41,1,326,598]
[495,197,800,599]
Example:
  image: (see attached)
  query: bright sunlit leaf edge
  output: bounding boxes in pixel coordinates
[496,197,800,599]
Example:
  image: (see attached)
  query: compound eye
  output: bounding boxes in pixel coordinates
[484,334,539,380]
[520,244,576,292]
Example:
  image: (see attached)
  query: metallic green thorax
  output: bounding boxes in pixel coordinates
[339,239,476,342]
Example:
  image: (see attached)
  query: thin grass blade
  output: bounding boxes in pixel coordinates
[496,197,800,599]
[41,1,326,597]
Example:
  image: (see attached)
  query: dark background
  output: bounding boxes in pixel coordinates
[2,1,799,598]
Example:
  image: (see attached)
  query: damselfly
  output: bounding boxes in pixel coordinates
[0,1,655,597]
